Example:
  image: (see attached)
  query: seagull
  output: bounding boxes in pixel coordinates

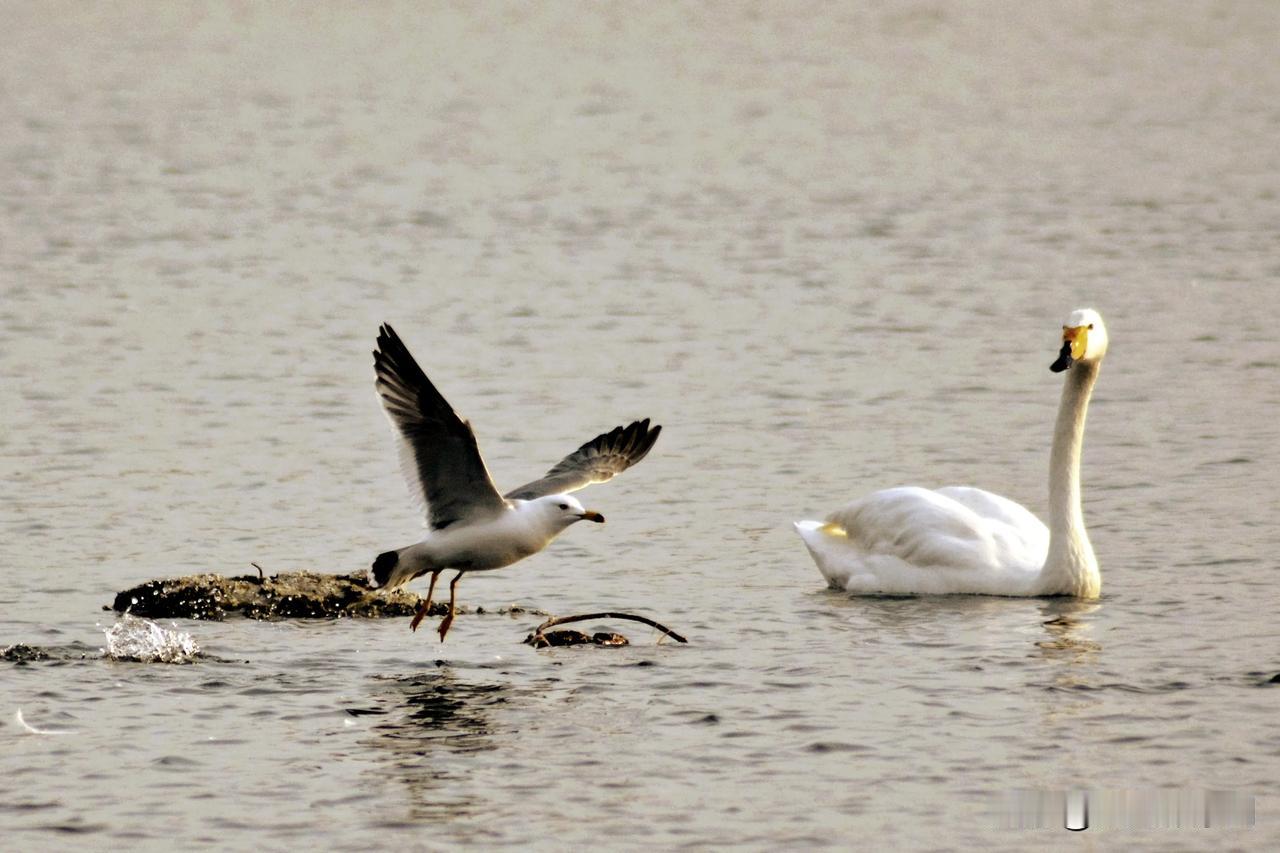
[368,324,662,641]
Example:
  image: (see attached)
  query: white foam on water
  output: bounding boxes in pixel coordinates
[102,613,200,664]
[14,709,77,735]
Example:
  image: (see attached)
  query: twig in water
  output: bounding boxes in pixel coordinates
[250,562,265,581]
[528,612,687,646]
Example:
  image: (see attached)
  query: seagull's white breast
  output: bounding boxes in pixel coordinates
[418,504,561,572]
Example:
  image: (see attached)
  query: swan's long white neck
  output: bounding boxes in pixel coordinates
[1036,362,1100,597]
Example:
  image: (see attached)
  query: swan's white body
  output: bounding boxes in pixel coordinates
[795,308,1107,599]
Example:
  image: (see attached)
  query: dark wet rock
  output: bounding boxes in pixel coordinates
[1,643,52,662]
[1,642,99,663]
[525,629,630,648]
[110,570,551,621]
[111,571,425,620]
[1268,673,1280,685]
[592,632,629,646]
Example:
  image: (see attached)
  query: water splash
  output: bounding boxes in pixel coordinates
[102,613,200,664]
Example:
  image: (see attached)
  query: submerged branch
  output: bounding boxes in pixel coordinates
[527,612,688,647]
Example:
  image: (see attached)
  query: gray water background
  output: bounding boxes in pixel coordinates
[3,2,1279,849]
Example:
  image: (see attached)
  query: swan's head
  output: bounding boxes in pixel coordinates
[1050,308,1108,372]
[527,494,605,529]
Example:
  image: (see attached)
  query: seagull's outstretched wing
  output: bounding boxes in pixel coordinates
[374,324,508,530]
[504,419,662,500]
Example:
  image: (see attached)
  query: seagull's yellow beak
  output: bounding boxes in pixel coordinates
[580,510,606,523]
[1050,325,1090,373]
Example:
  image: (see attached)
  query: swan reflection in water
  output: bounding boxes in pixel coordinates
[352,667,523,821]
[1035,599,1102,664]
[1034,598,1103,727]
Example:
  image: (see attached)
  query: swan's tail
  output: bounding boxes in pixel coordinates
[793,520,852,590]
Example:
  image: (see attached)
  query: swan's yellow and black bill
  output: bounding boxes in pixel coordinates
[580,510,606,523]
[1050,325,1089,373]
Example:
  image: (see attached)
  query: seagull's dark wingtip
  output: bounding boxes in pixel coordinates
[629,419,661,461]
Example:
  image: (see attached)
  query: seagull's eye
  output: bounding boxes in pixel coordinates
[558,503,569,510]
[1088,323,1094,330]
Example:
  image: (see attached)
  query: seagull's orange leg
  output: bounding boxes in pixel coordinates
[409,570,442,632]
[437,571,465,642]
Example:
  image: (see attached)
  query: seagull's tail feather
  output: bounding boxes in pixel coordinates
[370,543,434,590]
[370,549,403,589]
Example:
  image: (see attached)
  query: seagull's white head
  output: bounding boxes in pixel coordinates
[1050,308,1108,373]
[527,494,606,529]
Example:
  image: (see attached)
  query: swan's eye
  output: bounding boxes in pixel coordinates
[1088,323,1094,330]
[558,503,569,510]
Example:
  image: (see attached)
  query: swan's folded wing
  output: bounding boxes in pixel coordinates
[504,419,661,500]
[374,324,508,530]
[826,486,1046,574]
[934,486,1049,561]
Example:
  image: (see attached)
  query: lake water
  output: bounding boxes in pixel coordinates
[3,3,1279,849]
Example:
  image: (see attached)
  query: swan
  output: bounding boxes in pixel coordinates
[794,308,1108,598]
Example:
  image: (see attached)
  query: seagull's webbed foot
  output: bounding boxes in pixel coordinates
[409,570,442,632]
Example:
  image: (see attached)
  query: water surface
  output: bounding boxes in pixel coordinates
[3,3,1279,849]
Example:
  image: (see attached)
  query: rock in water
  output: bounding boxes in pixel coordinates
[1,643,52,662]
[525,629,630,648]
[110,570,425,620]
